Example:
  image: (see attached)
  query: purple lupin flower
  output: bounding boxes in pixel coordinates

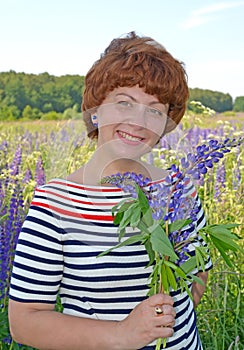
[35,156,46,187]
[232,147,242,190]
[23,168,33,184]
[214,160,226,201]
[10,145,22,176]
[0,183,25,304]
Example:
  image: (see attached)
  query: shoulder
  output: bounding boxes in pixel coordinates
[66,167,85,184]
[143,163,169,182]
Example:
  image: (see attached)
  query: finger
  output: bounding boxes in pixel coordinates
[154,325,174,339]
[155,314,175,328]
[154,304,176,318]
[148,293,174,307]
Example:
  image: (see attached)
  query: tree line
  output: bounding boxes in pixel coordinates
[0,71,243,121]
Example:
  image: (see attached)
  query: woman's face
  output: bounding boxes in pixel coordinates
[96,86,168,160]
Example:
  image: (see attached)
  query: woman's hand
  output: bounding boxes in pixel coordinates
[115,293,175,350]
[9,294,175,350]
[192,271,208,308]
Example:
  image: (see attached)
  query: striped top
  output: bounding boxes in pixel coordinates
[10,177,212,350]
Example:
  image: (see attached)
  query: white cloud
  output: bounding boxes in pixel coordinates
[182,1,244,29]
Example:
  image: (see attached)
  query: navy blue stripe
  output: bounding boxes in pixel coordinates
[9,295,55,304]
[62,303,132,315]
[62,271,150,282]
[44,185,130,200]
[10,283,58,295]
[60,283,148,293]
[63,248,147,258]
[63,260,148,270]
[55,215,116,228]
[61,294,144,304]
[24,216,65,236]
[34,194,112,213]
[15,250,63,264]
[17,239,63,255]
[13,261,63,276]
[11,272,60,286]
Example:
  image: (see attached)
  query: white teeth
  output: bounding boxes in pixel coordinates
[118,131,142,142]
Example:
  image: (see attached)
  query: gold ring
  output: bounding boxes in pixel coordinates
[155,306,163,315]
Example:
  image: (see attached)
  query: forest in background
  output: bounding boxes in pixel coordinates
[0,70,244,121]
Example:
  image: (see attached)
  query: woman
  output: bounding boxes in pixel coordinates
[9,31,212,349]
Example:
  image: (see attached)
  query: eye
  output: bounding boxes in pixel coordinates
[146,107,163,117]
[118,100,132,107]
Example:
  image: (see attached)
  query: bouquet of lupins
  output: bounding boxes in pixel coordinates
[99,137,244,350]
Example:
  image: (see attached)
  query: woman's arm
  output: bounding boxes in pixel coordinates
[9,293,175,350]
[191,271,208,308]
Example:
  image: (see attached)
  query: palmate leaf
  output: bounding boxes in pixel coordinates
[144,239,155,267]
[164,260,187,280]
[149,223,178,261]
[195,246,209,271]
[188,273,205,286]
[165,264,178,291]
[168,219,192,233]
[210,236,235,267]
[136,185,150,211]
[97,233,148,257]
[179,255,197,275]
[161,263,169,294]
[141,206,154,227]
[117,202,139,230]
[208,230,243,253]
[130,205,142,228]
[111,198,134,217]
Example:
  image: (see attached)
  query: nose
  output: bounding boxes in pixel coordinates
[126,103,148,128]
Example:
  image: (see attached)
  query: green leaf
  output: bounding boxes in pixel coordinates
[195,247,207,271]
[137,185,149,210]
[113,211,124,226]
[168,219,192,233]
[130,205,142,228]
[141,207,154,226]
[144,239,155,267]
[118,203,139,229]
[118,227,126,241]
[111,199,132,216]
[97,233,145,257]
[180,256,198,274]
[188,273,205,286]
[211,237,234,267]
[150,223,178,261]
[161,263,169,294]
[209,233,243,253]
[208,225,240,241]
[165,264,178,290]
[164,260,188,279]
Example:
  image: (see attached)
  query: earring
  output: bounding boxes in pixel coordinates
[91,114,98,128]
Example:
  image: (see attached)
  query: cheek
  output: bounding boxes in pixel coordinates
[146,117,167,138]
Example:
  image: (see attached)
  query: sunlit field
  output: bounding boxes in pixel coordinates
[0,114,243,350]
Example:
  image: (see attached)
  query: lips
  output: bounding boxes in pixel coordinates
[117,130,144,142]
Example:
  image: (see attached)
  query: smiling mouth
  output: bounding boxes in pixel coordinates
[117,130,143,142]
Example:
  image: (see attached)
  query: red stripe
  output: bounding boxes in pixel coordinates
[48,180,122,192]
[36,188,118,206]
[31,201,114,221]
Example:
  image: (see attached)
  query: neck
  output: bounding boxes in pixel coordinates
[83,153,151,185]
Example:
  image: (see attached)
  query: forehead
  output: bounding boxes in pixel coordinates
[102,86,161,104]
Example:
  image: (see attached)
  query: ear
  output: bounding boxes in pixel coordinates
[91,114,98,127]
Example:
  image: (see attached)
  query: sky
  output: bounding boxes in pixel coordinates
[0,0,243,100]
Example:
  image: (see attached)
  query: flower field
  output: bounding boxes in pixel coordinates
[0,115,243,350]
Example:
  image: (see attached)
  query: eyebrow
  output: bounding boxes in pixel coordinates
[115,93,163,106]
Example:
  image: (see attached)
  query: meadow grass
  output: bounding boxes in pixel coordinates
[0,115,243,349]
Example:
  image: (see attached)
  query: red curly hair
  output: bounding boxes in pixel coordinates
[82,31,189,139]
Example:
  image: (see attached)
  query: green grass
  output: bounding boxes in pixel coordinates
[0,116,243,350]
